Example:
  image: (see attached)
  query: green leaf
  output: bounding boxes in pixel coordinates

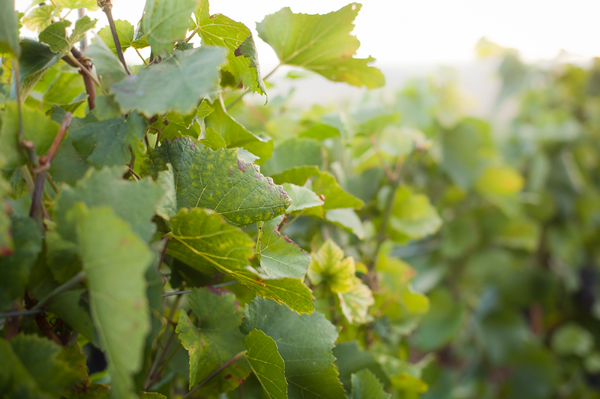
[412,289,464,351]
[325,208,365,239]
[0,216,41,311]
[49,134,91,187]
[22,4,57,34]
[200,127,227,149]
[194,0,266,95]
[551,323,594,357]
[260,138,322,177]
[312,171,364,210]
[282,183,323,213]
[12,39,61,100]
[351,369,390,399]
[75,205,153,399]
[257,4,384,89]
[308,240,355,294]
[0,102,60,170]
[167,208,314,314]
[141,138,291,226]
[139,393,167,399]
[112,47,225,117]
[142,0,198,55]
[1,335,80,398]
[333,341,390,393]
[259,215,310,279]
[386,187,442,241]
[176,288,250,393]
[245,329,287,399]
[205,101,273,160]
[157,111,200,141]
[196,100,214,119]
[270,166,319,186]
[154,165,177,220]
[55,0,99,10]
[338,278,374,324]
[0,0,20,56]
[98,19,135,53]
[55,166,165,242]
[46,288,95,343]
[70,114,146,168]
[39,16,97,55]
[242,297,346,399]
[86,37,128,88]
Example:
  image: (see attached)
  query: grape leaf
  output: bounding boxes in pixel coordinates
[158,111,201,141]
[0,216,42,311]
[98,19,135,53]
[242,297,346,399]
[140,137,290,226]
[333,341,390,393]
[140,393,167,399]
[74,205,153,399]
[22,4,57,34]
[142,0,198,55]
[282,183,323,213]
[86,37,128,88]
[0,102,60,170]
[257,4,384,89]
[325,208,365,239]
[312,171,364,210]
[387,187,442,241]
[194,0,266,95]
[270,166,320,186]
[351,369,390,399]
[55,0,98,10]
[259,215,310,279]
[0,0,20,56]
[205,101,273,160]
[39,16,97,55]
[70,113,146,168]
[338,277,374,324]
[112,47,226,117]
[200,127,227,149]
[0,335,80,398]
[176,288,250,394]
[308,240,356,294]
[10,39,61,100]
[167,208,314,314]
[54,166,165,242]
[245,329,287,399]
[260,138,322,177]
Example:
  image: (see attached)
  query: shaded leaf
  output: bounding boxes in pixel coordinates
[112,47,226,117]
[242,297,346,399]
[0,0,20,56]
[333,341,390,393]
[351,369,390,399]
[11,39,61,100]
[86,37,128,88]
[260,138,322,177]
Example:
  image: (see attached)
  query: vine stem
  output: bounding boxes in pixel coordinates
[161,281,239,297]
[100,0,131,74]
[0,308,47,319]
[182,351,247,399]
[66,53,103,89]
[31,271,85,311]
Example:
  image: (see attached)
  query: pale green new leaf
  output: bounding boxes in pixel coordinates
[195,0,266,95]
[0,216,42,311]
[55,0,98,10]
[282,183,324,213]
[308,240,355,294]
[387,187,442,241]
[142,0,198,55]
[112,47,225,117]
[245,329,287,399]
[242,298,346,399]
[270,166,320,186]
[0,102,60,170]
[338,277,374,324]
[158,111,200,141]
[259,215,310,279]
[312,171,364,210]
[325,208,365,239]
[22,4,57,34]
[55,167,165,242]
[176,288,250,394]
[0,0,20,56]
[39,16,97,55]
[75,206,153,399]
[141,137,291,226]
[98,19,135,53]
[257,4,384,89]
[167,209,314,314]
[86,37,128,88]
[351,369,390,399]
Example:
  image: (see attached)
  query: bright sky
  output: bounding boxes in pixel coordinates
[15,0,600,68]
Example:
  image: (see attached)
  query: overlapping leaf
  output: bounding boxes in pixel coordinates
[351,370,390,399]
[141,137,290,226]
[0,0,20,56]
[142,0,197,55]
[259,215,310,279]
[245,329,287,399]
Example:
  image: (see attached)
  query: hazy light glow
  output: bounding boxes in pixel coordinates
[15,0,600,68]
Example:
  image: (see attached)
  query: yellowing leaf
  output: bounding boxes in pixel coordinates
[308,240,356,294]
[475,165,524,196]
